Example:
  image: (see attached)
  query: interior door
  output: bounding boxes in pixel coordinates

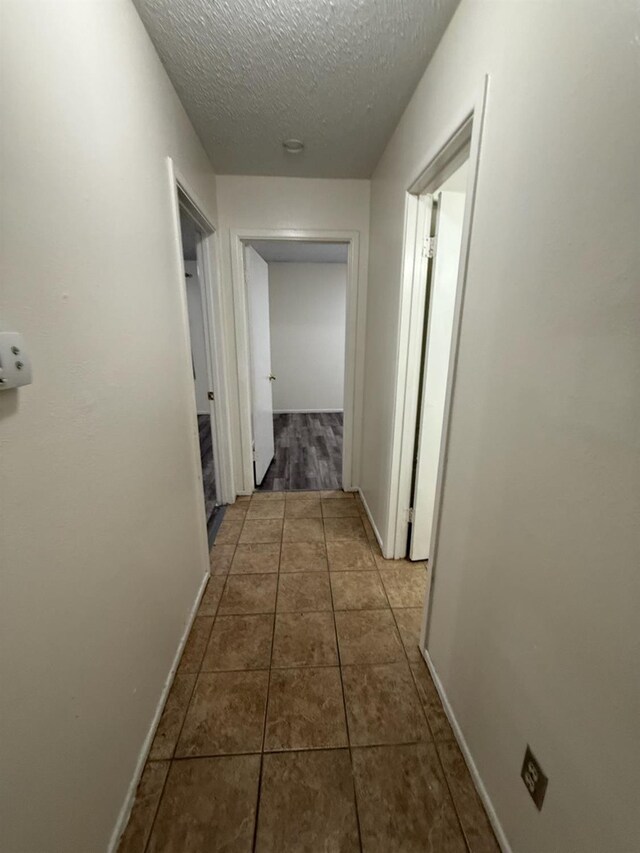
[244,246,275,485]
[410,189,466,560]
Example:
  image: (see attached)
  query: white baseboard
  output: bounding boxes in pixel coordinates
[272,408,344,414]
[357,487,387,555]
[421,648,513,853]
[108,571,210,853]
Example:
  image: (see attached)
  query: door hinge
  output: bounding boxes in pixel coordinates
[207,391,215,401]
[407,507,415,523]
[422,236,436,259]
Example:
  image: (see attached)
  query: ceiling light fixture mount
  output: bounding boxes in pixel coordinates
[282,138,304,154]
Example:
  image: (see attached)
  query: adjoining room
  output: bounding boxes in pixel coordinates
[244,240,348,491]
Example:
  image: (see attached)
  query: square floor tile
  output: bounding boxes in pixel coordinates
[147,755,260,853]
[148,674,196,760]
[409,660,455,742]
[341,661,429,746]
[223,503,248,521]
[285,491,321,501]
[230,543,280,574]
[215,519,243,545]
[393,608,423,661]
[239,519,283,544]
[438,740,501,853]
[118,760,169,853]
[335,609,404,664]
[279,541,328,573]
[209,543,236,575]
[324,516,367,541]
[177,617,213,674]
[176,670,268,756]
[321,499,360,518]
[352,743,466,853]
[272,612,338,667]
[321,490,354,499]
[276,573,332,612]
[256,750,359,853]
[218,575,277,615]
[284,500,322,519]
[369,538,384,557]
[198,577,225,616]
[326,540,376,571]
[374,554,427,571]
[330,571,388,610]
[379,567,428,607]
[282,518,324,543]
[265,667,347,751]
[201,614,273,671]
[246,500,285,520]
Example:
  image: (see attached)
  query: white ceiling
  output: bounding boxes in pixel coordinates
[132,0,460,178]
[248,240,348,263]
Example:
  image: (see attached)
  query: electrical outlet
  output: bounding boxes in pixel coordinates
[521,745,548,810]
[0,331,32,390]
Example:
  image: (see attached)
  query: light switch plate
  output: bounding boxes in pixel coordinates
[0,331,32,390]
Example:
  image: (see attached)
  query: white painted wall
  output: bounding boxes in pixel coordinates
[0,2,220,850]
[185,262,210,414]
[215,175,370,491]
[361,2,640,851]
[411,184,466,559]
[268,262,347,412]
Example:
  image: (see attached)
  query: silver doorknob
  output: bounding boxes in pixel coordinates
[268,374,277,381]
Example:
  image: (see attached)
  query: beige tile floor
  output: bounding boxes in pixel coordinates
[119,491,499,853]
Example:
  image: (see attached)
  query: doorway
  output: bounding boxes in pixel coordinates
[244,240,348,491]
[408,159,468,560]
[177,196,223,542]
[386,107,483,568]
[230,229,361,495]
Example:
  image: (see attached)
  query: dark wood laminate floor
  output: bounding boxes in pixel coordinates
[257,412,343,492]
[198,414,219,534]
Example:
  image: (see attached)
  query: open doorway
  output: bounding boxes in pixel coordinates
[243,240,348,491]
[408,159,468,560]
[387,106,485,560]
[178,198,223,541]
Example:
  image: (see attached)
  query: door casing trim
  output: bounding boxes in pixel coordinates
[385,76,489,650]
[167,157,235,507]
[229,228,361,494]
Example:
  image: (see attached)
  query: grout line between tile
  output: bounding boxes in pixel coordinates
[142,547,234,853]
[250,548,279,853]
[327,529,365,853]
[135,495,473,853]
[386,589,473,852]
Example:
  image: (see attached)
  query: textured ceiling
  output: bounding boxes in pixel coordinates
[248,240,348,263]
[133,0,460,178]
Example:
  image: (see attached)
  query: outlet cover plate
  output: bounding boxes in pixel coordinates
[521,745,548,810]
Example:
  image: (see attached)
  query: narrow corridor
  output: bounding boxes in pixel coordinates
[118,491,498,852]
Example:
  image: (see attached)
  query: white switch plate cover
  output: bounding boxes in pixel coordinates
[0,332,32,390]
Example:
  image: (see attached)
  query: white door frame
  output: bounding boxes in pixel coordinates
[167,158,235,510]
[229,228,361,494]
[385,77,489,641]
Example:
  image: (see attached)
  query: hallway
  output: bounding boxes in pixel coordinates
[118,491,498,852]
